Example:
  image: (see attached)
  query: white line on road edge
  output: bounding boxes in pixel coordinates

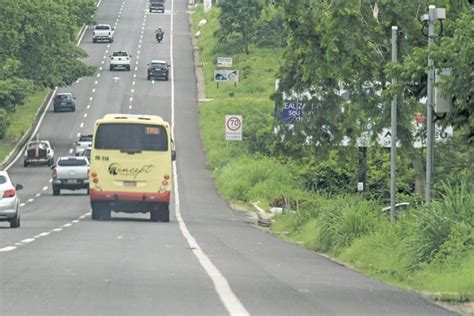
[168,0,249,314]
[4,87,57,171]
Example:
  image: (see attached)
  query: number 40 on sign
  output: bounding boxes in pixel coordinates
[225,115,243,141]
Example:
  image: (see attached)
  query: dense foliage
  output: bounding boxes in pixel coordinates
[0,0,96,137]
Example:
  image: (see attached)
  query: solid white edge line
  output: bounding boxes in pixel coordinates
[169,1,249,315]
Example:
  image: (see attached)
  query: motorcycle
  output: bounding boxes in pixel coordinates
[155,30,164,43]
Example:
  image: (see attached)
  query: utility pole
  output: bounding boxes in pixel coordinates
[425,5,436,205]
[390,26,398,222]
[422,5,446,205]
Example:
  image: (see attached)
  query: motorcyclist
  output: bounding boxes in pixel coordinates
[155,26,164,42]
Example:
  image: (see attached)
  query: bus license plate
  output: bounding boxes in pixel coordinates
[124,181,137,187]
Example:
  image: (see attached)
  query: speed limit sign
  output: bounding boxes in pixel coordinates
[225,115,242,141]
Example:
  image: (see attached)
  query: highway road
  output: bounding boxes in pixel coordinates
[0,0,454,315]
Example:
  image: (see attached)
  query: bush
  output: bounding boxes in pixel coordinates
[404,180,473,267]
[318,196,381,253]
[0,108,9,139]
[215,156,297,204]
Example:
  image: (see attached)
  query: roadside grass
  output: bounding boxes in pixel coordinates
[0,89,49,164]
[192,5,473,303]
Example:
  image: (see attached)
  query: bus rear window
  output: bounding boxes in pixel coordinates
[94,123,168,152]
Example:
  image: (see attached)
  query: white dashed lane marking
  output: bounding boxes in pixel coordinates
[0,212,91,254]
[0,246,17,252]
[43,186,48,191]
[35,193,41,198]
[69,148,73,154]
[84,113,88,118]
[80,123,84,128]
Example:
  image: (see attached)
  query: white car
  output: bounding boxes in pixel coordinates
[110,51,131,71]
[0,171,23,228]
[92,24,114,43]
[74,134,93,156]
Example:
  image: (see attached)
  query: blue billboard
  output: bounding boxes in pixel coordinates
[276,101,305,124]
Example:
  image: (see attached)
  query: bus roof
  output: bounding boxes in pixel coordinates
[98,114,168,125]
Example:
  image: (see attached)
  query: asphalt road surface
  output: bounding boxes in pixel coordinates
[0,0,455,315]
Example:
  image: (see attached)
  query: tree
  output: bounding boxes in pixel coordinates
[0,0,95,88]
[272,0,472,196]
[217,0,263,54]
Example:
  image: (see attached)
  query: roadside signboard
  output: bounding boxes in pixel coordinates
[217,57,233,68]
[214,70,239,83]
[203,0,212,12]
[225,115,242,141]
[277,101,305,124]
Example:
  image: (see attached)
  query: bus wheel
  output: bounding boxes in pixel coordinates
[150,203,169,222]
[91,202,111,221]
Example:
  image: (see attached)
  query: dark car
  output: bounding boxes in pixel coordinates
[53,93,76,112]
[147,60,169,81]
[149,0,165,13]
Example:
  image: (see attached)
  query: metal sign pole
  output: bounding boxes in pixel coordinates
[390,26,398,222]
[426,5,436,205]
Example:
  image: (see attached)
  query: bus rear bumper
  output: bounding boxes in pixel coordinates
[89,189,170,203]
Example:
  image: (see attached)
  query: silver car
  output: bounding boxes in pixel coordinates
[0,171,23,228]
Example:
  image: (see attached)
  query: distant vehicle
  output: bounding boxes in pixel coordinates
[75,134,93,156]
[110,51,131,71]
[24,140,55,167]
[52,156,90,196]
[0,171,23,228]
[53,93,76,112]
[82,146,92,162]
[147,60,169,81]
[92,24,114,43]
[149,0,165,13]
[89,114,176,222]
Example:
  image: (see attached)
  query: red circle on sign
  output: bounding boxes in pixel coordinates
[227,117,241,131]
[415,113,425,124]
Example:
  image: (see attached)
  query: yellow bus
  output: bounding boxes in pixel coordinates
[89,114,175,222]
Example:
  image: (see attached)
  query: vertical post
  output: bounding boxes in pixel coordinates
[390,26,398,222]
[426,5,436,205]
[358,146,367,193]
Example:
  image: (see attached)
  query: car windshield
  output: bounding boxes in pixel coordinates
[79,135,93,142]
[27,142,48,148]
[58,159,88,167]
[0,175,6,184]
[94,123,168,152]
[95,25,110,30]
[151,63,166,69]
[56,94,71,101]
[112,52,128,57]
